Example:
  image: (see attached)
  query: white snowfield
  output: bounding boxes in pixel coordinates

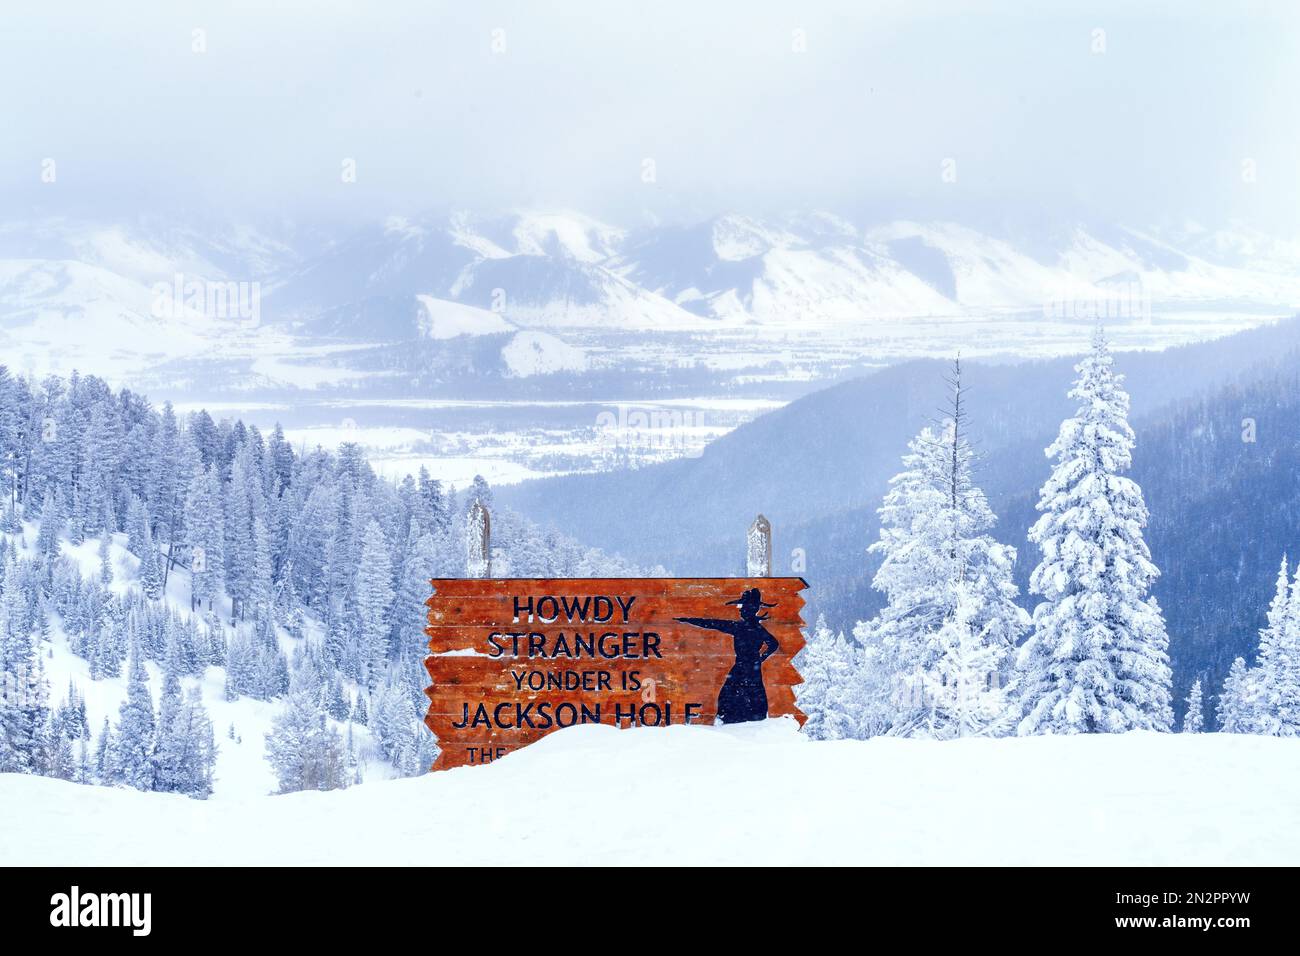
[2,719,1297,866]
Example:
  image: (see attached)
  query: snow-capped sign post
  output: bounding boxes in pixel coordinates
[424,511,806,769]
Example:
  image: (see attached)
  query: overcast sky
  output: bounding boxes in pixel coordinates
[2,0,1297,231]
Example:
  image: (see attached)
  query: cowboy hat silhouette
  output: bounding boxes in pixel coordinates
[726,587,778,621]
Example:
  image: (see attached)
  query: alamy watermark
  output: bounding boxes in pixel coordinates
[50,886,151,936]
[151,273,260,327]
[1042,279,1151,323]
[595,405,706,460]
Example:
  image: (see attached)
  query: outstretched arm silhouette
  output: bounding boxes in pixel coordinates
[675,616,744,636]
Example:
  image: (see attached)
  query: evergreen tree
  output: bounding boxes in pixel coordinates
[1266,562,1300,735]
[1182,678,1204,733]
[125,495,151,556]
[36,488,63,559]
[154,687,217,797]
[393,524,438,656]
[372,677,426,766]
[184,465,225,611]
[923,584,1015,738]
[80,401,126,536]
[0,566,48,773]
[795,615,860,741]
[111,643,156,790]
[1218,657,1265,733]
[150,403,185,590]
[1017,330,1173,734]
[48,719,75,780]
[265,691,350,793]
[324,674,350,721]
[94,716,113,778]
[351,691,369,726]
[857,360,1026,737]
[354,520,395,688]
[248,516,273,625]
[74,738,94,784]
[138,532,163,600]
[97,535,113,585]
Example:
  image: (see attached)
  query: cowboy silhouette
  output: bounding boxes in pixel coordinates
[676,588,780,724]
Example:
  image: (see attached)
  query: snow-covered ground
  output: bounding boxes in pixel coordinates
[249,397,774,486]
[11,524,395,801]
[3,719,1296,865]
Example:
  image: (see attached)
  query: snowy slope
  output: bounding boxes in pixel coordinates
[448,253,708,331]
[0,259,215,378]
[414,294,514,339]
[501,330,589,376]
[2,719,1295,865]
[10,524,393,801]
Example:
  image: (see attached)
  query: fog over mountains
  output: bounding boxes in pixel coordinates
[2,210,1298,381]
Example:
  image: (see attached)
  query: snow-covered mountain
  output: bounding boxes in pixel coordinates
[3,210,1299,395]
[0,258,216,380]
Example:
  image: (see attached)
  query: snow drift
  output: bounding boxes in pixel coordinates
[3,719,1296,866]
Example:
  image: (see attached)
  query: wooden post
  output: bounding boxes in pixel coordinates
[466,500,491,578]
[746,513,771,577]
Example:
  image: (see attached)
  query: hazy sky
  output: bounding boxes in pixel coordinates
[2,0,1297,231]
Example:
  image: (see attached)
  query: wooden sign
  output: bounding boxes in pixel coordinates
[424,577,807,770]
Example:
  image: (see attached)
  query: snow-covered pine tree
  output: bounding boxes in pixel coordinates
[183,465,225,612]
[139,538,163,600]
[354,520,395,688]
[1268,562,1300,735]
[796,615,839,738]
[47,716,75,780]
[795,615,860,740]
[351,691,368,726]
[154,687,217,798]
[248,516,273,625]
[125,495,151,556]
[847,625,900,739]
[1247,555,1292,735]
[323,674,350,721]
[1182,679,1204,733]
[856,359,1026,737]
[1016,329,1173,734]
[0,564,49,773]
[111,642,156,790]
[265,691,349,793]
[97,534,113,585]
[393,522,439,657]
[0,366,18,513]
[80,401,125,536]
[1217,657,1263,732]
[74,738,94,784]
[224,453,252,618]
[149,405,186,590]
[923,583,1015,738]
[36,488,63,559]
[370,678,418,764]
[93,716,113,779]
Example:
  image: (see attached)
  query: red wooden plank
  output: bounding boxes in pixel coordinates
[424,577,808,771]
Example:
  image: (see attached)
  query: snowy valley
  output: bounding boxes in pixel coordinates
[3,211,1297,488]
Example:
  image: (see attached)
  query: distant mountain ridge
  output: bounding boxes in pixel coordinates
[272,210,1300,331]
[3,210,1298,392]
[5,210,1299,333]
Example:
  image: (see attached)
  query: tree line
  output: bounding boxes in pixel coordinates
[798,329,1298,740]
